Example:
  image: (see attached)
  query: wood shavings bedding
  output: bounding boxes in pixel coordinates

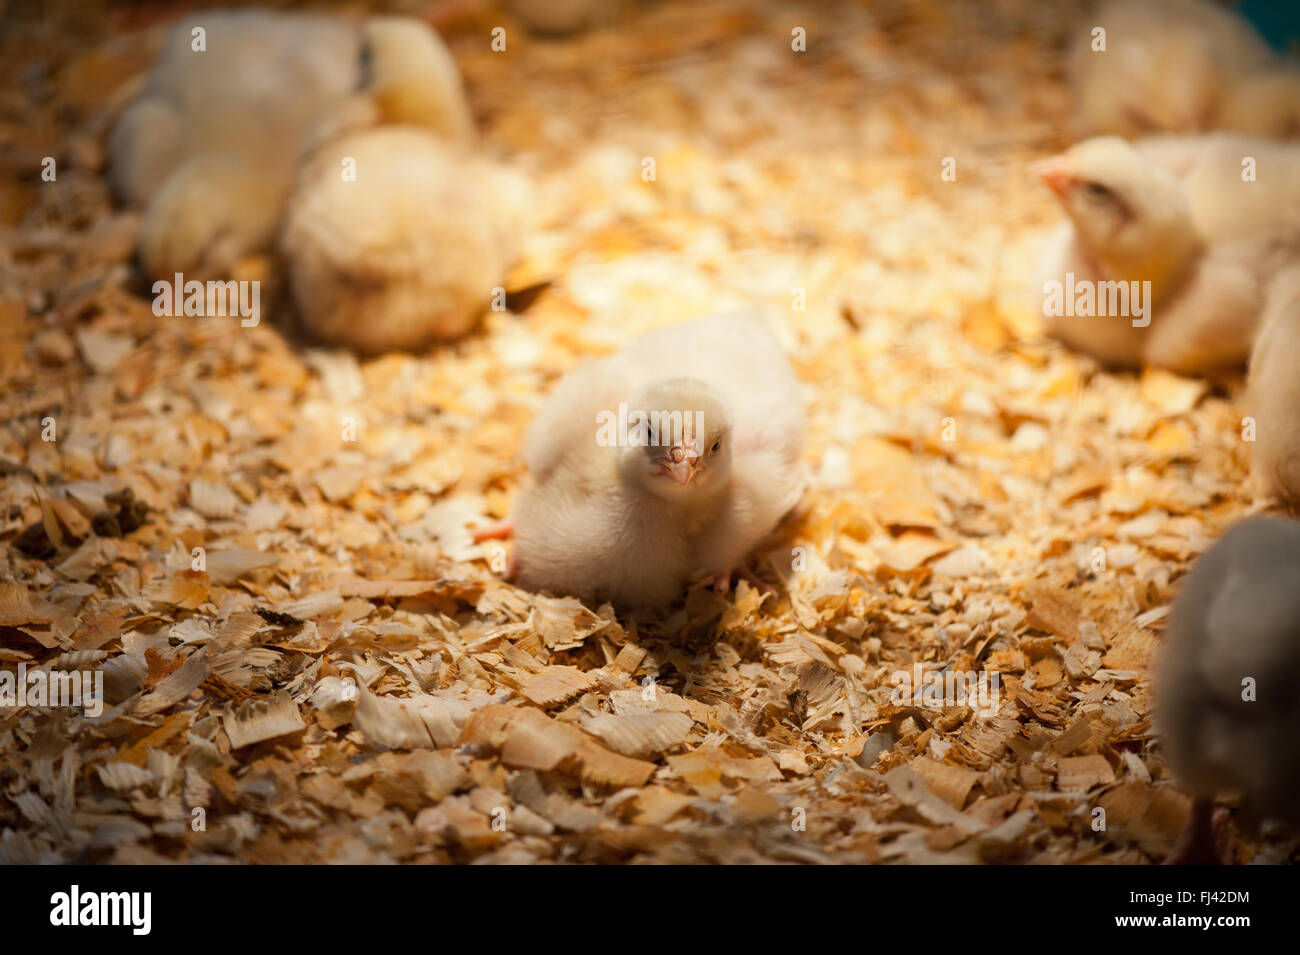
[0,0,1288,866]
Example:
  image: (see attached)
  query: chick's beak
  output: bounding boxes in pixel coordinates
[1030,157,1075,198]
[661,460,695,484]
[657,446,702,485]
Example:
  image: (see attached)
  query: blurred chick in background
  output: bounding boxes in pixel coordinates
[1034,133,1300,374]
[1034,132,1300,501]
[279,15,532,351]
[281,127,530,353]
[356,15,475,140]
[1070,0,1298,140]
[1156,515,1300,863]
[1246,267,1300,506]
[110,7,528,351]
[1219,69,1300,139]
[110,9,361,280]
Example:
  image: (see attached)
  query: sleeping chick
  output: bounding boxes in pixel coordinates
[1069,0,1275,139]
[109,9,360,280]
[1247,267,1300,505]
[1033,134,1300,374]
[109,10,472,281]
[1155,515,1300,863]
[280,127,529,352]
[508,312,805,610]
[107,9,360,209]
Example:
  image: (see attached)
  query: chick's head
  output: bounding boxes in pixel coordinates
[1032,137,1203,294]
[619,378,732,504]
[360,16,475,143]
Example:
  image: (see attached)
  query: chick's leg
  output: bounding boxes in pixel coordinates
[472,519,517,579]
[471,519,514,543]
[734,564,775,596]
[1164,798,1230,865]
[707,564,775,598]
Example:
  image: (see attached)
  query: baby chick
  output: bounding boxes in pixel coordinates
[1069,0,1275,139]
[280,128,529,352]
[109,10,472,281]
[108,10,353,209]
[1155,515,1300,863]
[1033,137,1202,368]
[1247,267,1300,505]
[509,312,805,610]
[109,9,361,280]
[1034,134,1300,374]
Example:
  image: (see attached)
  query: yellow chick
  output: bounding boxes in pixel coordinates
[280,128,530,353]
[1034,134,1300,375]
[109,10,473,282]
[1069,0,1275,139]
[1247,267,1300,505]
[358,15,475,142]
[109,10,360,280]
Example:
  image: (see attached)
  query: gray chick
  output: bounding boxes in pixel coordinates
[1155,515,1300,862]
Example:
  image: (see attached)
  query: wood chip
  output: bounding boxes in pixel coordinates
[520,665,597,706]
[581,711,693,758]
[222,691,306,749]
[1057,754,1117,793]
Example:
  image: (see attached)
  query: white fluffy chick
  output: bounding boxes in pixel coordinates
[109,9,361,279]
[1247,267,1300,505]
[281,128,529,352]
[1155,515,1300,863]
[110,10,473,281]
[509,312,805,610]
[1034,134,1300,374]
[1069,0,1274,139]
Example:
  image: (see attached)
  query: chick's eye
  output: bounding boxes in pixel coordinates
[1083,181,1113,200]
[710,440,721,454]
[357,40,373,91]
